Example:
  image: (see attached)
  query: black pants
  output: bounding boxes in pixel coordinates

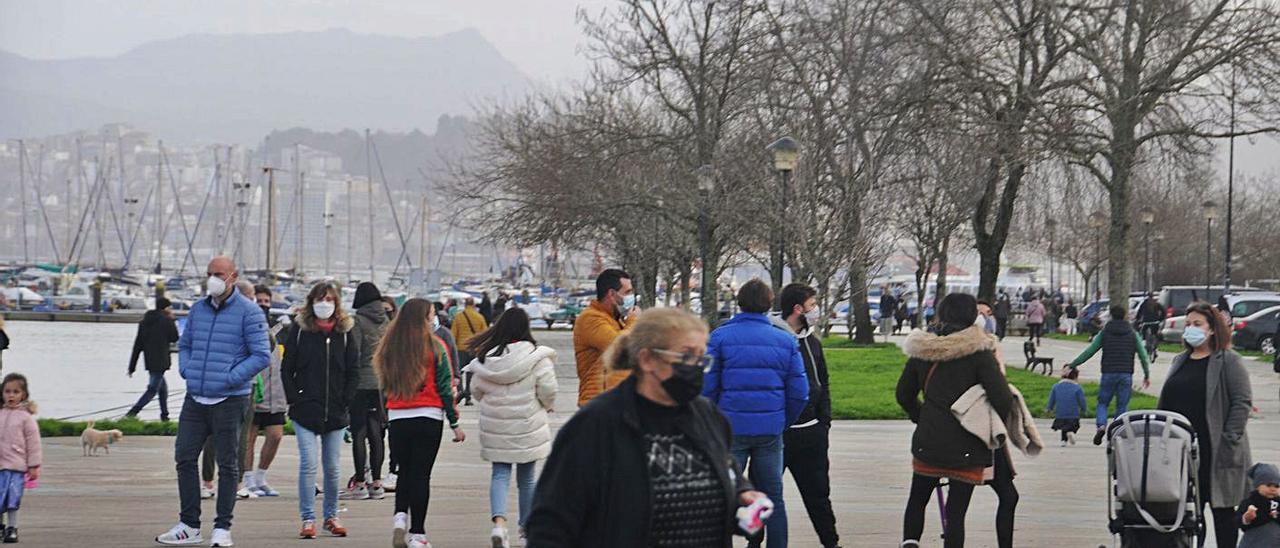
[349,389,386,482]
[996,318,1008,340]
[784,424,839,547]
[986,449,1019,548]
[389,417,444,534]
[903,473,975,548]
[1028,323,1043,344]
[458,351,474,403]
[1196,504,1237,548]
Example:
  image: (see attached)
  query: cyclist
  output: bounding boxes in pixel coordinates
[1135,293,1164,360]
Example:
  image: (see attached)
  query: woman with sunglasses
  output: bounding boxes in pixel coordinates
[525,308,768,547]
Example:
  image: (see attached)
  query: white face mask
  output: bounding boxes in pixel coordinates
[313,301,336,320]
[803,307,822,327]
[207,276,227,297]
[431,316,440,330]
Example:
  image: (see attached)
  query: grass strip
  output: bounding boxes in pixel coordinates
[39,416,296,438]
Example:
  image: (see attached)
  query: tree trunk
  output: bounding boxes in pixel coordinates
[849,263,875,344]
[700,250,720,326]
[680,259,693,311]
[1106,143,1137,305]
[934,234,951,302]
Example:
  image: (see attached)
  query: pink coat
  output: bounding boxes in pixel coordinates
[0,403,42,472]
[1025,301,1046,324]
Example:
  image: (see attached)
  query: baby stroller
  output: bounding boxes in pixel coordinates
[1105,410,1204,547]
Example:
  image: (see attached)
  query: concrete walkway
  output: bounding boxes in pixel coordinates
[21,331,1279,547]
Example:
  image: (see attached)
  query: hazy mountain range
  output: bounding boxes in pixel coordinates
[0,28,529,144]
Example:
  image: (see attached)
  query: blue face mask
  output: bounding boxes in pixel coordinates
[619,294,636,316]
[1183,325,1208,347]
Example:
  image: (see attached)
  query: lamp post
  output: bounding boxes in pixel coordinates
[1139,207,1155,294]
[1153,230,1165,289]
[1203,200,1218,293]
[1046,218,1057,294]
[324,210,335,277]
[1088,211,1106,301]
[766,137,798,309]
[696,164,716,324]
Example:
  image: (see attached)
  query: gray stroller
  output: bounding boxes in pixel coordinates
[1105,410,1205,547]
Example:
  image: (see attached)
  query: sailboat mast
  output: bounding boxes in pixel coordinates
[18,140,30,263]
[366,129,375,282]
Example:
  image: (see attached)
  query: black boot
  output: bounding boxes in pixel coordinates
[3,526,17,543]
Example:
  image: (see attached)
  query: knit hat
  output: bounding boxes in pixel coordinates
[155,297,172,310]
[352,282,382,310]
[1249,463,1280,488]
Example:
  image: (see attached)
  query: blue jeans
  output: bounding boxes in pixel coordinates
[1096,373,1133,427]
[295,423,343,521]
[732,434,787,548]
[129,372,169,420]
[490,461,537,527]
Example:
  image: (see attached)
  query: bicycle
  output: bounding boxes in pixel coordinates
[1138,321,1161,361]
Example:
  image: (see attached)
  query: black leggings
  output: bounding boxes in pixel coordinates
[389,417,444,534]
[350,389,386,482]
[1028,323,1043,343]
[987,449,1019,548]
[1199,504,1238,548]
[903,473,975,547]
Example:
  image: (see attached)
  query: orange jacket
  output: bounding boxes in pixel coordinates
[573,300,635,406]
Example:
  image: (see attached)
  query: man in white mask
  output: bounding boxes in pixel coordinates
[156,257,272,547]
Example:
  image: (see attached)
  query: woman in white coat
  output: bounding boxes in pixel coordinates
[463,307,557,547]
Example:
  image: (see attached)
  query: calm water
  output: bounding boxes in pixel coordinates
[3,320,170,420]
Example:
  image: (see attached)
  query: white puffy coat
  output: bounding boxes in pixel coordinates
[464,341,558,463]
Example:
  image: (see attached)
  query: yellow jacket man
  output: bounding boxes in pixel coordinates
[573,269,638,406]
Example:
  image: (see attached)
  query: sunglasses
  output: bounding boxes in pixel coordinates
[651,348,715,372]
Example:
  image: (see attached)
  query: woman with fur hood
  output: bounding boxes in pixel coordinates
[463,308,557,547]
[896,293,1014,548]
[282,282,360,539]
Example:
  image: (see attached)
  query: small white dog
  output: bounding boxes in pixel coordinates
[81,421,124,456]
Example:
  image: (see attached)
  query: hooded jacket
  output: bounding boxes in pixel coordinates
[0,400,40,472]
[704,312,809,437]
[770,315,831,427]
[352,300,389,390]
[129,309,179,374]
[573,300,636,406]
[281,309,360,434]
[464,341,558,463]
[896,326,1014,470]
[524,376,752,548]
[1025,300,1046,324]
[178,288,272,399]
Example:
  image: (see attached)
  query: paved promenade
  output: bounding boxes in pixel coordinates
[20,330,1280,547]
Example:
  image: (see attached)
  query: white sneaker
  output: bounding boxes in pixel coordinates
[1068,432,1077,445]
[407,533,431,548]
[491,525,510,548]
[383,472,397,492]
[236,486,258,499]
[210,528,233,547]
[200,485,216,499]
[155,522,203,545]
[341,485,369,500]
[1060,440,1067,447]
[392,512,408,548]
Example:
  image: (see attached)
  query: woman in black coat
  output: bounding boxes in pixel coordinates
[896,293,1014,548]
[525,308,766,547]
[282,282,360,538]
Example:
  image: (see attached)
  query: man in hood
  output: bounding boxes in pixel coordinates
[1066,304,1151,445]
[348,282,390,498]
[773,283,840,548]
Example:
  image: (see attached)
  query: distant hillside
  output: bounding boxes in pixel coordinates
[0,28,527,143]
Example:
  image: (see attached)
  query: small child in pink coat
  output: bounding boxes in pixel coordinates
[0,373,42,544]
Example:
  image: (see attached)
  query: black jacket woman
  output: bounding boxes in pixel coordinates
[896,292,1014,548]
[1158,301,1252,548]
[282,282,359,538]
[525,308,766,548]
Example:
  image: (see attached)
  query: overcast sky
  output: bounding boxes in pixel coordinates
[0,0,607,84]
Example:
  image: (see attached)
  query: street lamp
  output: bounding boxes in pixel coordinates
[1139,206,1155,294]
[1203,200,1218,293]
[1088,211,1106,301]
[1045,218,1057,294]
[696,164,716,323]
[1153,230,1165,289]
[766,136,799,309]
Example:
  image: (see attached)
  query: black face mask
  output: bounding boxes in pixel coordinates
[661,364,705,406]
[260,305,271,317]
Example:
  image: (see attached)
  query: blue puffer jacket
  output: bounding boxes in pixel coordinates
[179,287,272,399]
[703,312,809,437]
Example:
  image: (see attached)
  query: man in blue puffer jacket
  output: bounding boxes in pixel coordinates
[704,279,809,548]
[156,256,271,547]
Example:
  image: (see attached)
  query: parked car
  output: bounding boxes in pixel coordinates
[1078,295,1144,336]
[1161,315,1187,344]
[1232,305,1280,356]
[1225,293,1280,319]
[544,301,584,328]
[1158,285,1266,318]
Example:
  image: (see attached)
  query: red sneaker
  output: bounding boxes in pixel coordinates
[324,518,348,537]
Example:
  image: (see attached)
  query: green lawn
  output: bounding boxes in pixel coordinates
[1046,332,1184,354]
[39,416,298,437]
[825,342,1159,420]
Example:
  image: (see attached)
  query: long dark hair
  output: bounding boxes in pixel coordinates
[936,293,979,335]
[374,298,437,400]
[1184,301,1232,352]
[467,308,536,363]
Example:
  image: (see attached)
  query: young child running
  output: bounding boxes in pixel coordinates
[1045,368,1087,446]
[463,308,557,547]
[0,373,42,543]
[1238,462,1280,548]
[374,299,465,548]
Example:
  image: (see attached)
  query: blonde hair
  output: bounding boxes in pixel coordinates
[603,308,708,372]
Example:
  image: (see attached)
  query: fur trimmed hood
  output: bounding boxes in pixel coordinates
[902,326,997,362]
[294,306,355,333]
